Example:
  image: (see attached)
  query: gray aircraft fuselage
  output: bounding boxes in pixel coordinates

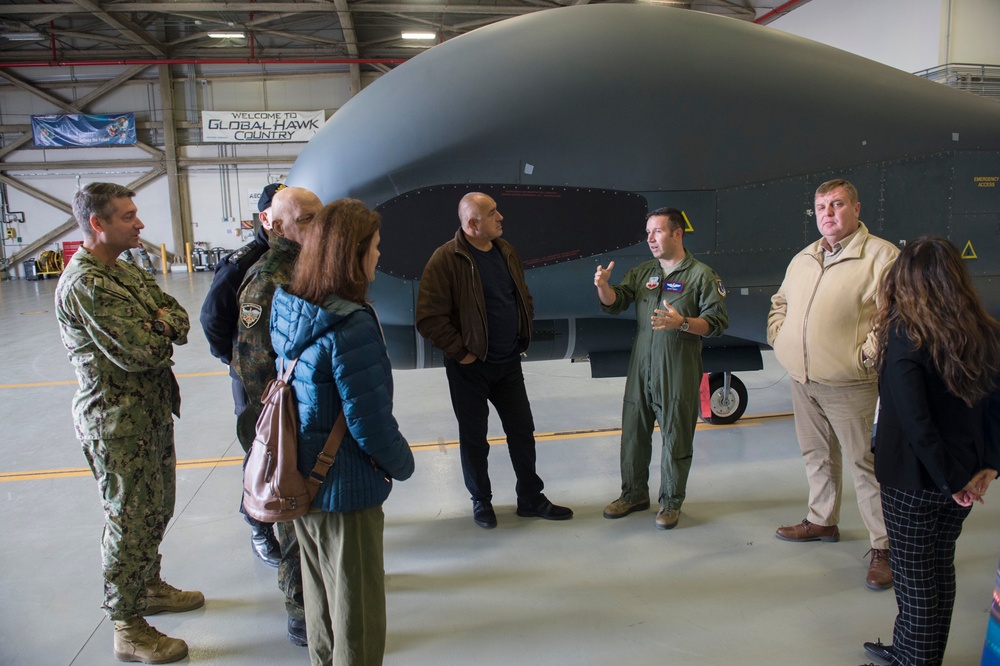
[286,5,1000,382]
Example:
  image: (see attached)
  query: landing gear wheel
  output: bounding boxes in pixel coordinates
[704,372,747,425]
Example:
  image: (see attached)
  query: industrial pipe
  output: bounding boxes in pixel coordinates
[0,57,407,69]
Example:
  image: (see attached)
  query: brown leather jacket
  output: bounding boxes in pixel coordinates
[415,229,533,362]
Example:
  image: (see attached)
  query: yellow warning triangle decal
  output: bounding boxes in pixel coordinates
[681,211,694,233]
[961,240,977,259]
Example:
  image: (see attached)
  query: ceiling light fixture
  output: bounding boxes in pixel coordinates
[208,31,246,39]
[2,32,44,41]
[402,32,436,40]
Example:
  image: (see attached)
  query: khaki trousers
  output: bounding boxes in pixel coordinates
[294,506,386,666]
[790,379,888,549]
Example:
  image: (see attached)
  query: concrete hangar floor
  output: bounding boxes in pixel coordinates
[1,272,996,666]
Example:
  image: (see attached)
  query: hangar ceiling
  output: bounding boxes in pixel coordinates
[0,0,814,270]
[0,0,812,70]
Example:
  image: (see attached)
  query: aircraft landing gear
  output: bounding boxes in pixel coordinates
[699,371,748,425]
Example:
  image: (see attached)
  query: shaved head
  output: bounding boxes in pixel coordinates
[270,187,323,244]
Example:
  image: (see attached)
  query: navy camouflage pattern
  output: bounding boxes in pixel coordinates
[55,246,189,620]
[82,426,176,620]
[55,247,189,440]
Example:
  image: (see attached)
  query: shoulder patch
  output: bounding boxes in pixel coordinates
[240,303,263,328]
[228,240,262,265]
[716,279,727,297]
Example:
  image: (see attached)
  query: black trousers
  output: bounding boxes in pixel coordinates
[445,357,544,505]
[881,485,972,666]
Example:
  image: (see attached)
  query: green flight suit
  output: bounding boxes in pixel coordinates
[602,250,728,511]
[55,246,190,620]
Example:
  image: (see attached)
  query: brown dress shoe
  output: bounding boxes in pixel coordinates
[775,519,840,542]
[865,548,893,590]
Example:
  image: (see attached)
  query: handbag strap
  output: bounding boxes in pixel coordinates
[278,356,299,382]
[305,411,347,495]
[283,355,347,498]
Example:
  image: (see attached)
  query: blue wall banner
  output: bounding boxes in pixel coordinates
[31,113,136,147]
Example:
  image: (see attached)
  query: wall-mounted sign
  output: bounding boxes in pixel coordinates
[31,113,136,147]
[202,111,326,143]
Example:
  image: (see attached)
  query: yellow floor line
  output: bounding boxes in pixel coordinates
[0,413,792,484]
[0,370,230,390]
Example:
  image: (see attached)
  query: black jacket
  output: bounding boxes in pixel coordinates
[874,322,1000,495]
[200,225,270,365]
[199,225,270,413]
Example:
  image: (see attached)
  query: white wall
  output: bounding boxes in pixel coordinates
[0,68,374,273]
[768,0,943,72]
[946,0,1000,65]
[770,0,1000,72]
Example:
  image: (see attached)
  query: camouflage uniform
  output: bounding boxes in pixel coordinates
[54,246,190,621]
[231,234,304,621]
[199,226,275,535]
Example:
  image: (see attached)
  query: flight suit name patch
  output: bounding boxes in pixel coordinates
[662,281,684,293]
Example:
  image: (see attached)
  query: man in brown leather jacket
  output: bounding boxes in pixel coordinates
[416,191,573,529]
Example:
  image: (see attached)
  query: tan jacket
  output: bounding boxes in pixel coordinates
[767,223,898,386]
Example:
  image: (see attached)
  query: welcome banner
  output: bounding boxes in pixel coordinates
[202,111,326,143]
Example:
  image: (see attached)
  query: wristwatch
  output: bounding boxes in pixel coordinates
[679,318,690,333]
[152,320,175,340]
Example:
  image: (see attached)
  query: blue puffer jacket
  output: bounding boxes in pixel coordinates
[270,286,414,513]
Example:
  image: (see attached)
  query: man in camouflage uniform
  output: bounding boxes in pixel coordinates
[200,182,285,567]
[55,182,204,665]
[232,185,321,647]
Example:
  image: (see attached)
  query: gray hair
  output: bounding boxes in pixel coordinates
[72,182,136,236]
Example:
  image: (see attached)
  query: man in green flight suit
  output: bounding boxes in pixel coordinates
[55,182,203,664]
[231,185,321,647]
[596,207,728,530]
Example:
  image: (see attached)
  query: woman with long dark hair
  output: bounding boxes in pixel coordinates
[862,236,1000,666]
[270,198,415,666]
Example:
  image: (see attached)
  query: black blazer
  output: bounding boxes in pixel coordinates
[874,323,1000,494]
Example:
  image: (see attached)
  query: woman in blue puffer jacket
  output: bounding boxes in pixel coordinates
[270,198,415,666]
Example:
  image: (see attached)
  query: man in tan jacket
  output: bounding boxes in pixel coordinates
[768,178,899,591]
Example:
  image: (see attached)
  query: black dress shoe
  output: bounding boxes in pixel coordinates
[863,639,894,663]
[250,527,281,567]
[473,500,497,529]
[516,496,573,521]
[287,616,308,646]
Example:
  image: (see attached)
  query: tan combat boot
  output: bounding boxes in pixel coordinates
[113,616,188,664]
[143,578,205,615]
